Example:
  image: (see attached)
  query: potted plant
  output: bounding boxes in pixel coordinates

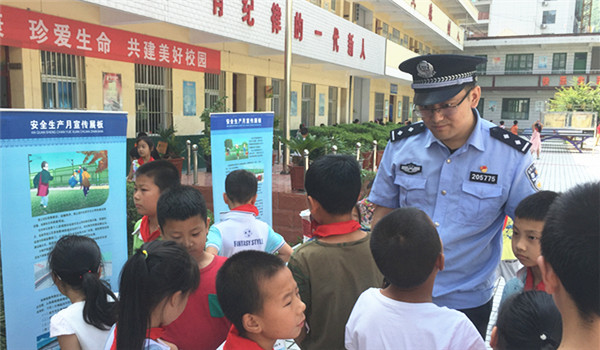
[157,125,185,174]
[282,135,326,191]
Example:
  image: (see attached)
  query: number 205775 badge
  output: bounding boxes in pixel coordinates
[469,171,498,184]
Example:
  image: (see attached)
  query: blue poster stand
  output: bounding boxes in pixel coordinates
[210,112,274,225]
[0,109,128,349]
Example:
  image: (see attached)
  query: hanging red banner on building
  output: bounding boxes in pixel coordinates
[0,5,220,74]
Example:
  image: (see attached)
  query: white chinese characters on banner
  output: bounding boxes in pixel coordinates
[30,119,105,130]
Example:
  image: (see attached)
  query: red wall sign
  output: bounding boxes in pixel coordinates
[0,5,220,74]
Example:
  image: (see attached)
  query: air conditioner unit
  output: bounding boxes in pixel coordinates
[541,23,547,29]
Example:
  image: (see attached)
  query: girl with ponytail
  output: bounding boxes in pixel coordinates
[104,240,200,350]
[49,235,117,350]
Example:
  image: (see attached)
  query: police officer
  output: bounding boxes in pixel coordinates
[369,54,539,337]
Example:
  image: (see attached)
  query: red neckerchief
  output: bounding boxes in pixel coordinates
[140,215,161,243]
[223,326,269,350]
[231,204,259,216]
[138,156,154,166]
[524,267,546,292]
[110,326,165,349]
[311,219,361,238]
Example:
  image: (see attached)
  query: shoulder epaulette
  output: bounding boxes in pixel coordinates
[389,123,426,142]
[489,126,531,154]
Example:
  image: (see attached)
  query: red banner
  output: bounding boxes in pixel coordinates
[0,5,220,74]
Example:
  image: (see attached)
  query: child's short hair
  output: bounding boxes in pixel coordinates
[514,190,559,221]
[225,170,257,204]
[216,250,286,336]
[157,185,208,228]
[136,160,180,192]
[370,207,441,289]
[495,291,562,350]
[305,154,361,215]
[41,161,48,168]
[541,182,599,320]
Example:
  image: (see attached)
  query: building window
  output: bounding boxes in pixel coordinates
[392,29,400,44]
[403,34,409,48]
[271,79,282,119]
[475,55,487,75]
[573,52,587,73]
[542,10,556,24]
[301,83,315,127]
[330,0,336,11]
[425,46,431,55]
[374,93,385,121]
[328,86,338,125]
[552,53,567,74]
[505,54,534,74]
[382,23,389,39]
[502,98,530,120]
[135,64,172,134]
[205,71,226,113]
[41,51,86,109]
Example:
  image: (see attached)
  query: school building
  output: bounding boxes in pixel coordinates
[0,0,476,138]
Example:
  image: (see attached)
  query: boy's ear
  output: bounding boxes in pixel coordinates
[242,313,262,335]
[222,192,229,206]
[307,196,320,214]
[250,194,258,205]
[538,256,559,295]
[436,253,445,272]
[490,326,498,348]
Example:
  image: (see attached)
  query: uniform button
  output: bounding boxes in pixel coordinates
[446,159,451,163]
[441,190,447,195]
[434,222,440,227]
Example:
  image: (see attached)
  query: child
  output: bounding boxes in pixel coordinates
[206,169,292,262]
[127,136,156,182]
[81,167,91,198]
[345,208,485,350]
[157,186,231,350]
[104,240,200,350]
[490,291,562,350]
[530,120,543,160]
[539,182,599,349]
[33,161,53,208]
[131,160,180,252]
[500,191,559,303]
[510,120,519,135]
[49,235,117,350]
[216,250,306,350]
[287,154,383,349]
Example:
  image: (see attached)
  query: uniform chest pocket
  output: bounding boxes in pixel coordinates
[459,182,504,226]
[394,176,427,208]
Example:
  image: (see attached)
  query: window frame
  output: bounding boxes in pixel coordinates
[40,51,86,110]
[501,98,530,120]
[505,54,534,74]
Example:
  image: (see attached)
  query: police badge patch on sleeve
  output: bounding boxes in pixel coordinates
[526,163,541,191]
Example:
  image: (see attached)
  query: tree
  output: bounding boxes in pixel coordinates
[549,80,600,112]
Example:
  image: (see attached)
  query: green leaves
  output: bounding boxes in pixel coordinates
[549,80,599,112]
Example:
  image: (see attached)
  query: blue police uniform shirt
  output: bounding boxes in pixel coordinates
[369,111,539,310]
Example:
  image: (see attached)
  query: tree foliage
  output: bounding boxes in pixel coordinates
[549,80,600,112]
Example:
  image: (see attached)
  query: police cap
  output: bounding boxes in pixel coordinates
[399,54,487,106]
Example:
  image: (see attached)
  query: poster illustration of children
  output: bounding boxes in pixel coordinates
[81,167,91,197]
[33,161,53,208]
